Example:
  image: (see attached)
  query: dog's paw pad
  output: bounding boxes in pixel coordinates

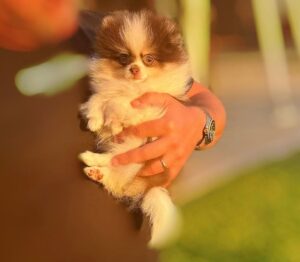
[84,167,103,182]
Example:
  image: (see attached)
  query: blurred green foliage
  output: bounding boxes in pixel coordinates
[15,53,88,96]
[161,152,300,262]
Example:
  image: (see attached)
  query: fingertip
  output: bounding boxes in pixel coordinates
[111,158,119,166]
[131,93,153,107]
[131,100,142,108]
[163,181,171,188]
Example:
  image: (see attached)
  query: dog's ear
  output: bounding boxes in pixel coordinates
[79,10,104,44]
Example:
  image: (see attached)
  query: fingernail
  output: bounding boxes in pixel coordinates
[131,100,141,107]
[111,158,119,166]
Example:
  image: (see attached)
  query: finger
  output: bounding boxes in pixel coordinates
[162,147,192,188]
[112,137,171,165]
[186,81,204,98]
[163,179,173,188]
[117,117,174,139]
[138,153,179,177]
[142,172,169,187]
[131,92,173,108]
[162,164,183,188]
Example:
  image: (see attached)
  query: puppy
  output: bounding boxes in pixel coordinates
[79,10,191,248]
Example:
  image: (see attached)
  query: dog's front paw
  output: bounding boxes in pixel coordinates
[87,117,103,132]
[79,151,111,167]
[79,151,97,166]
[84,166,103,182]
[103,115,123,135]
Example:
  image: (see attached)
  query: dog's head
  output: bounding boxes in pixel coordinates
[93,10,188,82]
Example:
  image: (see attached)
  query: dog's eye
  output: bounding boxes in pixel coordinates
[143,54,156,66]
[118,54,131,65]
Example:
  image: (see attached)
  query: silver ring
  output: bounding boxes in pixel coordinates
[160,159,168,170]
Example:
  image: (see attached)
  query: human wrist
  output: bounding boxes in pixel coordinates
[184,82,226,150]
[188,105,216,150]
[187,105,206,146]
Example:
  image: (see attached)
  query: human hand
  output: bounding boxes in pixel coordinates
[112,92,206,187]
[0,0,78,51]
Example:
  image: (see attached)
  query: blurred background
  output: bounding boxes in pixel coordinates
[1,0,299,261]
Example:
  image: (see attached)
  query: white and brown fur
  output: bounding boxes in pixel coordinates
[79,10,191,248]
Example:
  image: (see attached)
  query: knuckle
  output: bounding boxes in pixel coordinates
[176,147,185,157]
[169,136,179,147]
[166,120,175,131]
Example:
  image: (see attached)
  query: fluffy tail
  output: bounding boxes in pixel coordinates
[141,187,181,249]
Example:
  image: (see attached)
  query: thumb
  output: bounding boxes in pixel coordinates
[131,92,172,108]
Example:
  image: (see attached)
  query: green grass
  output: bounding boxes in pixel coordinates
[161,152,300,262]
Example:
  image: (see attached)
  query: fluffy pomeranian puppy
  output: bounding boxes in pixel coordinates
[79,10,191,248]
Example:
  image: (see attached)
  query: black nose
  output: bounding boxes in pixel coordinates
[130,65,140,75]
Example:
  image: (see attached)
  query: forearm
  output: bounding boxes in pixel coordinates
[187,82,226,149]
